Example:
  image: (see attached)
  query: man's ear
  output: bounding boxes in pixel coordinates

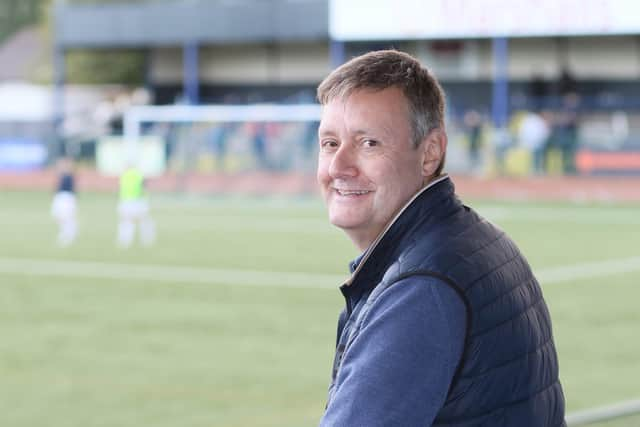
[421,129,447,178]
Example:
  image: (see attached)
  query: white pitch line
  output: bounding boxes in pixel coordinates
[0,257,346,290]
[0,255,639,289]
[537,256,640,284]
[163,217,336,233]
[0,213,337,234]
[477,206,640,225]
[566,398,640,426]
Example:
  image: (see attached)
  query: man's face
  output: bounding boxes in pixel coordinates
[317,87,426,250]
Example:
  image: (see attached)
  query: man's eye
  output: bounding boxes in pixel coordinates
[320,140,338,150]
[363,139,378,147]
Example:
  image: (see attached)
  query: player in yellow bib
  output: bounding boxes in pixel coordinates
[117,166,155,247]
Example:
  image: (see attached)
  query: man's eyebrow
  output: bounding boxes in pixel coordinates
[318,124,394,138]
[352,125,393,138]
[318,127,337,136]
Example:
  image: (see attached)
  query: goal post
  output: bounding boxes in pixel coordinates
[122,104,322,174]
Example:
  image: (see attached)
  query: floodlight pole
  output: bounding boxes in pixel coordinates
[183,40,200,105]
[330,39,346,68]
[52,0,66,160]
[491,37,509,129]
[53,45,65,157]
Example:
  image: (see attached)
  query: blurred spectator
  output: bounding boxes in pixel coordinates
[493,126,513,175]
[50,157,77,247]
[248,122,268,169]
[558,68,578,97]
[528,74,549,110]
[518,110,551,175]
[554,93,580,174]
[462,108,483,173]
[303,120,319,162]
[117,165,155,248]
[208,123,233,171]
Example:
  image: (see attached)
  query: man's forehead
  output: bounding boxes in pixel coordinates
[319,89,408,132]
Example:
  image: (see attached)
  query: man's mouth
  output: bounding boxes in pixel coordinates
[335,189,372,196]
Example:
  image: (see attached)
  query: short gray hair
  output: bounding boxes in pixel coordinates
[317,50,446,149]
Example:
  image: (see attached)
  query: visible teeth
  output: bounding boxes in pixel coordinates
[337,190,369,196]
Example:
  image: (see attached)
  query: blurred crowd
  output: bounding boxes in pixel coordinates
[452,68,635,177]
[459,92,581,177]
[28,69,638,180]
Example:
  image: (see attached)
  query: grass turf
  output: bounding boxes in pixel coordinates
[1,190,638,426]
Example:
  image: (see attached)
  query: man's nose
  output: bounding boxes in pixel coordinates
[329,144,358,178]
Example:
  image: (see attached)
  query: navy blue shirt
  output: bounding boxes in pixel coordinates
[320,275,466,426]
[56,173,75,194]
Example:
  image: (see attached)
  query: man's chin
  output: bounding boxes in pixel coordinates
[329,217,359,231]
[328,207,371,233]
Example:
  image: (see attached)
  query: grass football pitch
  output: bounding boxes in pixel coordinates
[1,190,639,427]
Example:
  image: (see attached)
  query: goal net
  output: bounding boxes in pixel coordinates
[120,104,321,182]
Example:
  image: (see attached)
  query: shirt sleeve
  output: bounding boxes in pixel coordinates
[319,276,467,427]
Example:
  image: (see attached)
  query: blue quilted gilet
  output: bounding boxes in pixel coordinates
[333,177,566,426]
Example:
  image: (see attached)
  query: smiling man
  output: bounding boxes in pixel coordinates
[316,50,565,427]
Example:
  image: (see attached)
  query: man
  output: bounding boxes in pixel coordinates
[316,50,565,426]
[117,164,155,248]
